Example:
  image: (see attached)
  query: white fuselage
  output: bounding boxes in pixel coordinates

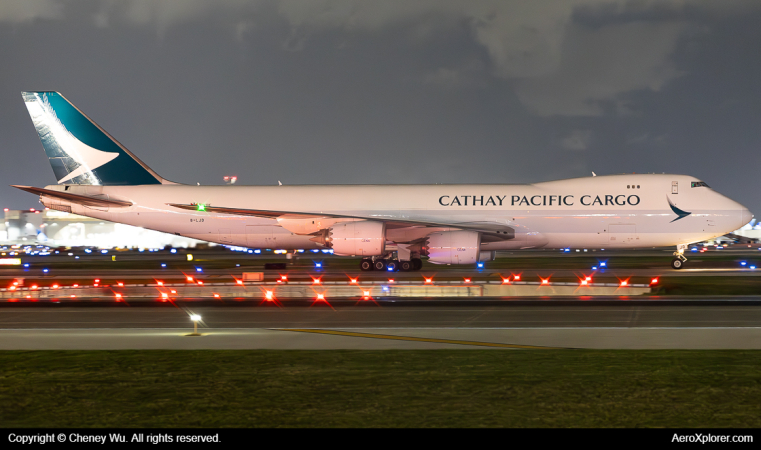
[40,174,751,252]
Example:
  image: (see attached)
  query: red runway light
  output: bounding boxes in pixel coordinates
[70,295,76,298]
[186,276,194,282]
[9,286,15,291]
[197,280,204,285]
[265,290,274,300]
[170,290,176,294]
[425,277,433,284]
[388,279,395,283]
[317,293,325,300]
[95,279,100,283]
[281,275,288,281]
[236,279,243,285]
[581,279,588,286]
[12,281,18,286]
[541,278,549,285]
[620,280,628,287]
[157,281,164,286]
[312,277,321,284]
[514,275,521,281]
[52,284,59,289]
[651,278,659,285]
[161,293,168,299]
[31,285,38,290]
[502,278,510,284]
[464,278,471,283]
[115,293,122,299]
[117,282,124,287]
[350,278,358,284]
[213,293,220,298]
[73,284,78,287]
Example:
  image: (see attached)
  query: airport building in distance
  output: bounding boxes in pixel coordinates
[0,208,204,249]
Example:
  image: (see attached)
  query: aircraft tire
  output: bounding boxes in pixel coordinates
[671,258,684,270]
[399,260,413,271]
[412,258,423,271]
[360,259,374,271]
[373,259,387,271]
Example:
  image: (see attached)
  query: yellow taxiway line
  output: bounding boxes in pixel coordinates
[279,328,565,349]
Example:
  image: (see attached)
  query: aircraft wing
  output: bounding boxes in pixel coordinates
[167,203,515,239]
[12,185,133,208]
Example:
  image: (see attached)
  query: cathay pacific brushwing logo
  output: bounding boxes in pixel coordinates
[25,93,119,184]
[668,197,691,222]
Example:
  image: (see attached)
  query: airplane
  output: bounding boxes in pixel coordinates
[14,91,754,271]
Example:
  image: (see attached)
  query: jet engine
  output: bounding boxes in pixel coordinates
[320,220,386,256]
[425,230,481,265]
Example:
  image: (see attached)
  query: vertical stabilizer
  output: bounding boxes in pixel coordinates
[22,91,168,185]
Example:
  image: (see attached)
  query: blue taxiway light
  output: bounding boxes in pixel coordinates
[477,262,484,268]
[196,267,203,272]
[170,249,177,253]
[600,262,607,267]
[751,266,757,270]
[315,263,322,268]
[101,249,108,254]
[592,266,598,270]
[23,263,30,268]
[43,268,48,273]
[741,261,747,266]
[254,249,261,254]
[248,250,254,253]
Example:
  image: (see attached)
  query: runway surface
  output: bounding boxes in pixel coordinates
[3,301,761,349]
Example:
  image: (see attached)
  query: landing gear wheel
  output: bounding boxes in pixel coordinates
[671,258,684,270]
[360,259,374,271]
[412,258,422,271]
[373,259,387,271]
[399,260,413,271]
[386,260,399,272]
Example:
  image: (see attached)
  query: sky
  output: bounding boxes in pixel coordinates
[1,0,760,216]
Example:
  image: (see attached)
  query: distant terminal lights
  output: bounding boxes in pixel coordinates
[223,176,237,185]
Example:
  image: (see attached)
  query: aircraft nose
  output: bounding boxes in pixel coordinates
[740,207,754,227]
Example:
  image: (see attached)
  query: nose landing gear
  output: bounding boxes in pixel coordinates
[671,243,688,270]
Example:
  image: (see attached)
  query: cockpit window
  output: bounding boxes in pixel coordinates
[691,181,709,188]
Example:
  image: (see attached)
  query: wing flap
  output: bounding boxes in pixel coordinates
[12,185,133,208]
[166,203,514,238]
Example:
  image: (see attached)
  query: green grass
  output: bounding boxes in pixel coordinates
[2,350,761,427]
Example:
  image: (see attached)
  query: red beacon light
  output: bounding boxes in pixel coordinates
[157,281,164,286]
[312,277,321,285]
[620,280,628,287]
[236,279,244,285]
[425,277,433,284]
[580,279,588,286]
[541,278,550,285]
[513,275,521,281]
[651,277,659,285]
[213,293,220,298]
[186,276,194,282]
[316,293,325,301]
[265,290,274,301]
[349,278,358,284]
[197,280,204,285]
[502,277,510,284]
[280,275,288,282]
[52,284,59,289]
[115,293,122,299]
[464,278,471,283]
[117,282,124,287]
[388,279,395,283]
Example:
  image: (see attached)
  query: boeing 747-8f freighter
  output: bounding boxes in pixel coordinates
[14,92,753,270]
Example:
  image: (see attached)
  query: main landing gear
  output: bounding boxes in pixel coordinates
[671,243,688,270]
[360,257,422,272]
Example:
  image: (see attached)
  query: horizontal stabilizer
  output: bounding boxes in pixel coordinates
[11,185,133,208]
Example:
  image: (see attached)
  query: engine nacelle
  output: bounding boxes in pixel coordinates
[426,230,481,265]
[328,220,386,256]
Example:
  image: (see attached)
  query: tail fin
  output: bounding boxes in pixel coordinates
[22,91,168,185]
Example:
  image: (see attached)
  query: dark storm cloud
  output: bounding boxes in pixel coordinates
[1,0,760,219]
